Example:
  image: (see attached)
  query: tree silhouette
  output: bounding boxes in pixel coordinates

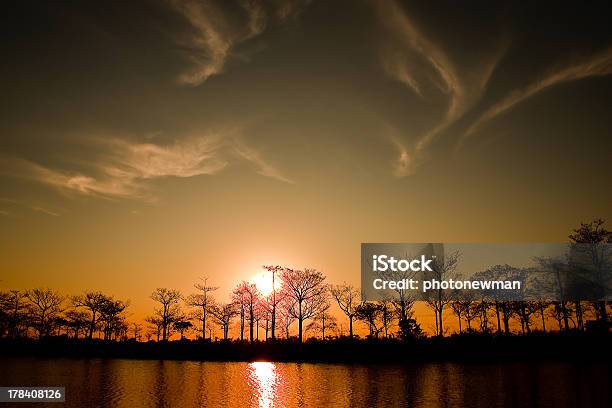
[99,297,129,340]
[65,309,89,339]
[232,281,259,342]
[131,322,143,341]
[210,302,237,340]
[277,298,296,339]
[569,218,611,325]
[263,265,284,340]
[281,268,327,343]
[173,320,193,340]
[26,288,64,339]
[4,290,27,338]
[379,298,395,338]
[423,251,460,336]
[450,296,471,333]
[191,277,218,340]
[72,291,108,340]
[306,310,337,340]
[355,301,383,338]
[331,283,360,338]
[150,288,182,341]
[145,315,163,341]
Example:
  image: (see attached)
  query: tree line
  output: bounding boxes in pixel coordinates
[1,219,609,342]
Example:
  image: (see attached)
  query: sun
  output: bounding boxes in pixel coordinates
[251,272,282,297]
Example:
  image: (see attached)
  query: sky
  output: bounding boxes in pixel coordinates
[1,0,611,332]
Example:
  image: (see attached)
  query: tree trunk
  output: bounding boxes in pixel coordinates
[495,302,501,333]
[271,272,276,340]
[575,301,583,330]
[599,300,608,323]
[202,305,206,340]
[349,317,353,338]
[321,315,325,340]
[88,312,97,340]
[240,307,245,341]
[438,306,444,337]
[249,305,254,343]
[561,301,569,331]
[502,306,510,335]
[434,308,439,336]
[298,301,303,343]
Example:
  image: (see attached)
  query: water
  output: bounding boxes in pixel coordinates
[0,357,609,407]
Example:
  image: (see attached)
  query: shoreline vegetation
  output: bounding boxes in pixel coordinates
[1,219,610,363]
[1,332,610,364]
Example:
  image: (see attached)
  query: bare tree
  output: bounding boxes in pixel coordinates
[262,265,285,340]
[72,291,108,340]
[549,302,574,331]
[306,310,337,340]
[0,291,8,337]
[131,322,143,341]
[513,301,538,334]
[450,299,467,333]
[423,251,460,336]
[534,300,551,332]
[65,309,89,339]
[191,277,218,340]
[187,292,216,340]
[379,298,395,338]
[281,268,327,343]
[150,288,182,341]
[232,281,259,342]
[5,290,28,338]
[255,298,273,340]
[474,298,491,333]
[355,301,383,338]
[330,283,360,338]
[278,299,296,338]
[99,297,129,340]
[569,218,611,324]
[145,315,163,341]
[173,320,193,340]
[210,302,237,340]
[26,288,64,338]
[373,252,419,339]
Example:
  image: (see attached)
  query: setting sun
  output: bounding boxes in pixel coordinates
[251,272,282,297]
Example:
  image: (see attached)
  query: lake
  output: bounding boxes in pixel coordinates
[0,357,609,407]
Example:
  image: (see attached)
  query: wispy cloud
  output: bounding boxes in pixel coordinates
[0,198,62,217]
[390,136,414,177]
[170,0,310,85]
[381,49,423,97]
[274,0,312,21]
[381,2,612,158]
[375,0,507,176]
[100,137,228,180]
[0,136,228,201]
[233,139,294,184]
[460,47,612,145]
[170,0,266,85]
[1,130,294,202]
[31,206,60,217]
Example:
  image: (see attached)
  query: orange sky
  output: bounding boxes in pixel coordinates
[1,0,611,337]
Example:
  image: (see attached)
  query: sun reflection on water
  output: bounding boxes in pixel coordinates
[247,362,279,408]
